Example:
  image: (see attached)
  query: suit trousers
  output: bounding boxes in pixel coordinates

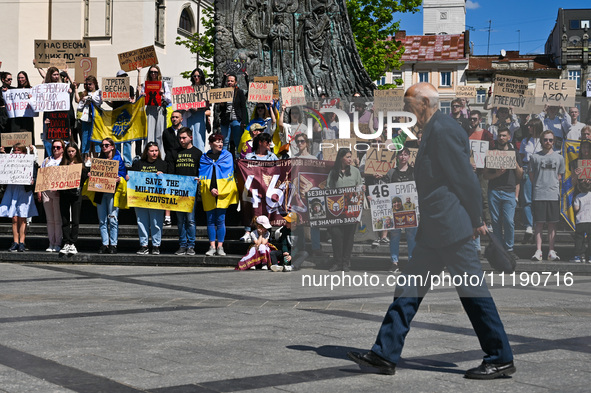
[371,237,513,365]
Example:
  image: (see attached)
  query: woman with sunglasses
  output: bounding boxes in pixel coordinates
[518,118,543,244]
[12,71,37,143]
[278,103,308,156]
[138,66,171,154]
[37,139,66,252]
[239,102,277,158]
[185,68,210,153]
[292,135,316,159]
[75,75,102,161]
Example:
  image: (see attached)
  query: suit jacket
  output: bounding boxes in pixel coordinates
[215,87,248,128]
[414,110,483,247]
[162,126,182,163]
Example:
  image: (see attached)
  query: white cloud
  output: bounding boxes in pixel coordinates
[466,0,480,9]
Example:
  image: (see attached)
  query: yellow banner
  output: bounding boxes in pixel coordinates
[91,97,147,143]
[561,139,580,230]
[126,172,198,213]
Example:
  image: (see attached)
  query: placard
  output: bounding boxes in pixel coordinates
[456,85,477,98]
[2,89,36,118]
[49,58,67,69]
[74,57,97,84]
[513,89,543,115]
[306,186,364,227]
[281,85,306,107]
[470,140,489,169]
[0,154,36,185]
[485,150,517,169]
[144,81,162,106]
[118,45,159,72]
[492,74,529,109]
[46,112,70,139]
[1,132,32,148]
[408,148,418,167]
[102,77,130,101]
[171,85,209,110]
[209,88,235,104]
[247,82,273,103]
[34,40,90,68]
[126,172,198,212]
[587,80,591,98]
[535,79,576,107]
[254,76,280,99]
[30,83,71,112]
[319,139,356,162]
[373,89,405,112]
[35,164,83,192]
[87,158,119,193]
[577,159,591,179]
[364,147,396,176]
[368,181,418,231]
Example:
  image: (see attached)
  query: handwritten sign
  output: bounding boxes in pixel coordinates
[577,160,591,179]
[35,164,82,192]
[319,139,356,162]
[118,46,159,72]
[535,79,576,107]
[126,172,198,212]
[171,85,209,110]
[485,150,517,169]
[2,89,36,118]
[87,158,119,193]
[1,132,32,148]
[513,89,543,115]
[373,89,405,112]
[368,181,418,231]
[46,112,70,140]
[456,85,477,99]
[49,58,67,69]
[209,88,234,104]
[74,57,97,84]
[248,82,273,103]
[0,154,36,185]
[31,83,71,112]
[364,148,396,176]
[102,77,130,101]
[408,148,418,167]
[34,40,90,68]
[144,81,162,106]
[254,76,280,99]
[470,140,489,169]
[492,75,529,109]
[281,85,306,107]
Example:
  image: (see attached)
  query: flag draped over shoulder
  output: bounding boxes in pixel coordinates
[91,97,147,143]
[561,139,580,230]
[199,149,239,211]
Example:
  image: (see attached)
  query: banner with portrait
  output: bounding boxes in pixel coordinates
[368,181,418,231]
[306,186,364,228]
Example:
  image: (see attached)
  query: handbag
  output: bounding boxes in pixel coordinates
[483,232,516,273]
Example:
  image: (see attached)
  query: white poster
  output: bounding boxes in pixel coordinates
[0,154,36,185]
[31,83,71,112]
[2,89,37,118]
[368,181,418,231]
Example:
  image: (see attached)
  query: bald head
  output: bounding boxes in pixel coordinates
[404,82,439,127]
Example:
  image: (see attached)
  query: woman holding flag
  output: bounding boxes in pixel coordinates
[75,75,102,161]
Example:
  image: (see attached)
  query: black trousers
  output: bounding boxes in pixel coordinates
[60,193,82,245]
[574,222,591,257]
[329,223,357,267]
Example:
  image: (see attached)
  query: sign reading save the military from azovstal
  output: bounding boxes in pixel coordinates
[88,158,119,193]
[126,172,198,213]
[34,40,90,68]
[368,181,418,231]
[306,186,364,227]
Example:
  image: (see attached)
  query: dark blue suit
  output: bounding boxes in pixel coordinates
[371,110,513,365]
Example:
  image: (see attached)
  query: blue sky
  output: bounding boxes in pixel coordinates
[394,1,591,55]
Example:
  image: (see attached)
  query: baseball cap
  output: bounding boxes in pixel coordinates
[256,215,272,229]
[283,212,297,223]
[116,70,128,77]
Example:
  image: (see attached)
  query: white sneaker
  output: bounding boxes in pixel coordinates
[548,250,560,261]
[240,232,252,243]
[68,244,78,255]
[531,250,543,261]
[249,266,256,270]
[46,246,54,252]
[283,265,292,272]
[270,264,283,272]
[216,247,226,256]
[261,265,268,270]
[59,244,70,255]
[205,247,216,256]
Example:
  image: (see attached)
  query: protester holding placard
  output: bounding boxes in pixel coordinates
[215,73,247,152]
[199,134,239,257]
[278,103,308,156]
[75,76,102,159]
[0,143,38,252]
[105,70,136,167]
[13,71,36,141]
[185,67,210,153]
[95,138,127,254]
[239,102,277,158]
[488,107,519,141]
[519,118,543,244]
[138,66,172,155]
[244,133,278,161]
[538,106,569,149]
[37,139,66,252]
[467,110,494,145]
[59,143,88,255]
[128,142,169,255]
[450,98,470,135]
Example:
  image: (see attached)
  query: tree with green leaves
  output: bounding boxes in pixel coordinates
[175,6,215,83]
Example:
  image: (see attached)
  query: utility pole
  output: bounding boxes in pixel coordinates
[517,30,521,52]
[487,20,491,56]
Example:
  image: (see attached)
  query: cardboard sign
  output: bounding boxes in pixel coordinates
[171,85,209,111]
[209,88,234,104]
[492,75,529,109]
[319,139,356,162]
[2,89,36,118]
[87,158,119,193]
[102,77,130,101]
[162,76,173,91]
[74,57,97,84]
[470,140,489,169]
[254,76,280,99]
[0,154,36,185]
[408,148,418,167]
[144,81,162,106]
[368,181,418,231]
[46,112,70,139]
[306,186,364,227]
[535,79,576,107]
[577,159,591,179]
[118,45,159,72]
[31,83,71,112]
[373,89,405,112]
[126,172,198,212]
[1,132,32,148]
[485,150,517,169]
[364,148,397,176]
[34,40,90,68]
[35,164,82,192]
[513,89,543,115]
[247,82,273,103]
[456,85,477,98]
[281,85,306,107]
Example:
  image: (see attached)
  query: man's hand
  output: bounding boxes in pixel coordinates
[473,224,488,239]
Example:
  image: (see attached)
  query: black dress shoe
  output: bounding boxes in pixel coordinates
[347,351,396,375]
[109,246,117,254]
[98,245,109,254]
[465,360,516,379]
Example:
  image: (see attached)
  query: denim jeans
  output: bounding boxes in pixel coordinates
[97,193,119,245]
[81,121,92,155]
[520,169,533,229]
[187,111,207,153]
[221,120,242,151]
[135,207,164,247]
[206,208,227,243]
[176,204,196,248]
[115,142,133,167]
[389,227,417,263]
[488,189,517,251]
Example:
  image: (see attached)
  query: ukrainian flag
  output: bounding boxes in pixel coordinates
[199,149,239,211]
[561,139,580,230]
[91,97,147,143]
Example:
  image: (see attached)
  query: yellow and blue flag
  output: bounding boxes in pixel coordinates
[91,97,147,143]
[199,149,239,211]
[561,139,580,230]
